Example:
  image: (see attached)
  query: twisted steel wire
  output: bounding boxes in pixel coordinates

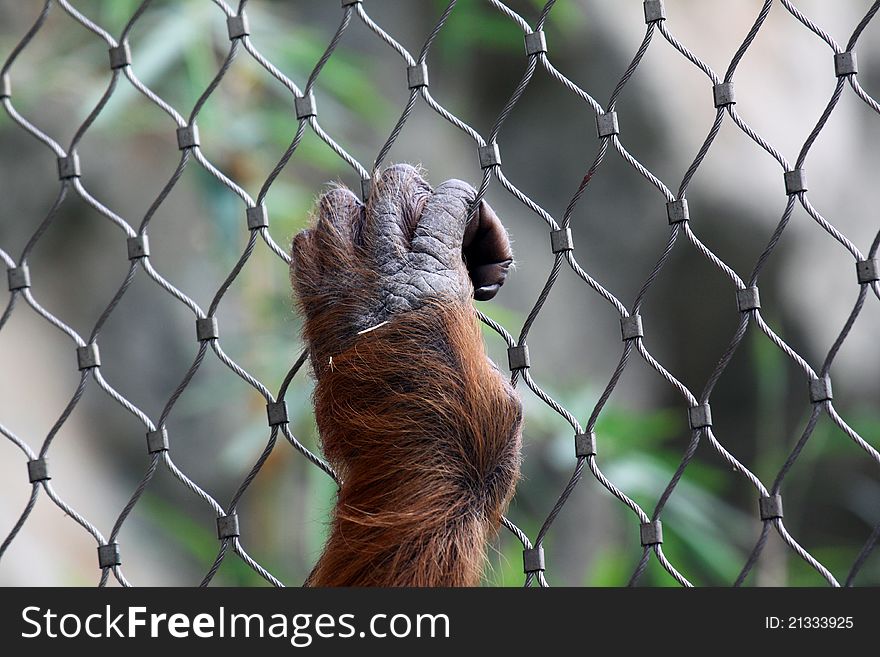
[0,0,877,588]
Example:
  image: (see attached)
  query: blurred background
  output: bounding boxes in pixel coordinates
[1,0,879,587]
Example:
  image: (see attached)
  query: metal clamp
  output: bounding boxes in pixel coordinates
[524,31,547,56]
[176,124,200,150]
[666,199,689,224]
[98,543,121,568]
[146,427,169,454]
[57,154,81,180]
[7,265,30,291]
[108,43,131,70]
[687,403,712,429]
[196,317,219,342]
[834,51,857,77]
[643,0,666,23]
[736,286,760,312]
[127,235,150,260]
[808,375,832,403]
[575,431,597,458]
[1,73,11,99]
[507,345,530,371]
[217,514,240,539]
[77,343,101,370]
[759,494,783,520]
[27,458,50,483]
[295,91,317,119]
[713,82,736,107]
[596,111,619,138]
[856,259,878,284]
[620,314,644,341]
[246,206,269,230]
[266,401,289,427]
[640,520,663,546]
[550,228,573,253]
[478,142,501,169]
[784,169,807,195]
[227,14,250,40]
[407,63,429,89]
[522,546,545,573]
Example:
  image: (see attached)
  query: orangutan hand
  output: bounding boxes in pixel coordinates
[290,164,513,367]
[292,164,522,586]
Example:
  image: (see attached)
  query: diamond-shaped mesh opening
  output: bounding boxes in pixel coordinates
[1,1,878,588]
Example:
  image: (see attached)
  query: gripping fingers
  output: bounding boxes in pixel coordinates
[413,178,476,272]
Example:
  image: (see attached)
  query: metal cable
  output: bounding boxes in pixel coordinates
[1,0,877,589]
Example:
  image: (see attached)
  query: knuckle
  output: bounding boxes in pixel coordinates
[435,178,476,199]
[291,229,322,275]
[375,164,429,198]
[380,163,420,179]
[291,229,311,255]
[318,187,360,217]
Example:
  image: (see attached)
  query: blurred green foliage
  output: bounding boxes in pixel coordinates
[1,0,876,588]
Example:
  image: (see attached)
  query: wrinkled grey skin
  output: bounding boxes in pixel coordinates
[294,163,512,336]
[369,167,476,324]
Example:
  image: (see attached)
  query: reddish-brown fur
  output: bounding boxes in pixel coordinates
[291,185,522,586]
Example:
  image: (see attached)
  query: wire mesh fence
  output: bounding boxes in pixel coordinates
[1,0,879,587]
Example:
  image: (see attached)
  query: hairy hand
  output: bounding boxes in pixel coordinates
[291,164,512,366]
[293,165,522,585]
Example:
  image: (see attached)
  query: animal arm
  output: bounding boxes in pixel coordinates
[291,164,522,586]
